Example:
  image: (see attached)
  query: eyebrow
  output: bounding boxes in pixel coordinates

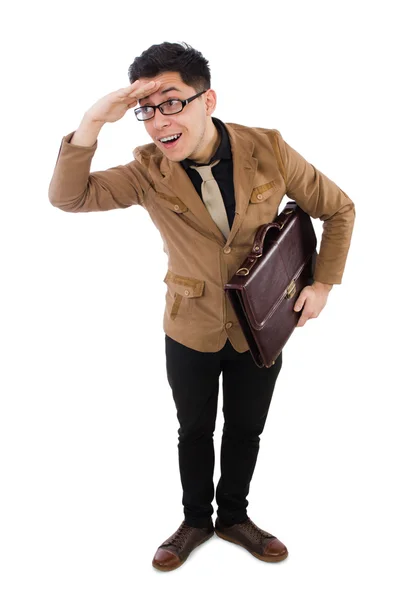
[140,86,182,104]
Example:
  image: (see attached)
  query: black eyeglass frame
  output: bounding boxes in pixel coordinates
[134,89,208,121]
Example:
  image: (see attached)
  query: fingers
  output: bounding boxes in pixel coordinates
[120,80,160,101]
[296,306,320,327]
[294,297,306,313]
[294,293,311,327]
[293,286,326,327]
[296,313,309,327]
[293,286,311,312]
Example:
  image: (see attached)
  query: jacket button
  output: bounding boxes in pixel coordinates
[257,194,263,200]
[174,204,180,210]
[184,290,190,296]
[223,246,231,254]
[225,322,233,329]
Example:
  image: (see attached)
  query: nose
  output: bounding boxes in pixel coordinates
[152,108,172,130]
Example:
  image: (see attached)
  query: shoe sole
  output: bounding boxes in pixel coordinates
[152,530,214,572]
[215,529,288,563]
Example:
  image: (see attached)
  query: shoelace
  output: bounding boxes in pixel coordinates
[162,522,193,551]
[240,518,274,543]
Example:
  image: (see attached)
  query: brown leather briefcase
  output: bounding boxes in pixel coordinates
[224,201,317,368]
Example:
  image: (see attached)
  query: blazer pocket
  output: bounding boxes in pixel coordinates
[250,180,280,203]
[156,192,189,213]
[163,270,205,320]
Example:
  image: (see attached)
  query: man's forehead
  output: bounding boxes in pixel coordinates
[139,85,183,103]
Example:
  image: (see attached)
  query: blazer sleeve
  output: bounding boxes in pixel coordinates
[48,131,151,212]
[272,129,356,285]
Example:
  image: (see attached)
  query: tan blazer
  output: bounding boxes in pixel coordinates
[48,122,355,353]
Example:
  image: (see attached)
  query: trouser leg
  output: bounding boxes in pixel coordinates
[215,346,283,525]
[165,334,221,528]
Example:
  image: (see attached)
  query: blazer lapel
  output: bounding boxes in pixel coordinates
[154,122,258,246]
[158,156,225,244]
[224,123,258,245]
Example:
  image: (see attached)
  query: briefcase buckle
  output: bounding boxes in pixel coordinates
[236,267,250,276]
[286,280,296,299]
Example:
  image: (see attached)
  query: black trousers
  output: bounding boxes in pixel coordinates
[165,334,283,528]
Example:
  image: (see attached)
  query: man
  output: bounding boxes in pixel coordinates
[48,41,355,571]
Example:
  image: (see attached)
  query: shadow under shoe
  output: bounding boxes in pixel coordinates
[215,517,288,562]
[152,521,214,572]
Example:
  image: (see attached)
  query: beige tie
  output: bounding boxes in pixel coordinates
[190,159,231,240]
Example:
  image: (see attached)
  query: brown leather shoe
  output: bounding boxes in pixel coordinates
[152,521,214,571]
[215,517,288,562]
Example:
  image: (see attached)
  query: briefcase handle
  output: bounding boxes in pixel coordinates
[235,203,296,276]
[249,203,296,259]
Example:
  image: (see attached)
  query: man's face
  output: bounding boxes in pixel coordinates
[137,71,216,162]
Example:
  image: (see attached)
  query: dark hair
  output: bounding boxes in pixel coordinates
[127,41,211,92]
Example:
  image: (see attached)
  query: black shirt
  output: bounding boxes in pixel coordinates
[180,116,236,230]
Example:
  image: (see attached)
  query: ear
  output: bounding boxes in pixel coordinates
[204,89,217,116]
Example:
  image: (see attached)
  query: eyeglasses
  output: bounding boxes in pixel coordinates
[134,89,208,121]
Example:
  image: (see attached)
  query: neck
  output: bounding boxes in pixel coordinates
[190,119,220,164]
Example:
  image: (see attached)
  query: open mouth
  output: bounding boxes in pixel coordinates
[159,133,182,148]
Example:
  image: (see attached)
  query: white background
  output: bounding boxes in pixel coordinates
[1,0,396,598]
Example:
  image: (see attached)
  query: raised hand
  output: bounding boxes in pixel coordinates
[85,79,160,124]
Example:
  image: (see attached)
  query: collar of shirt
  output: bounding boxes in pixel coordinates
[180,116,232,171]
